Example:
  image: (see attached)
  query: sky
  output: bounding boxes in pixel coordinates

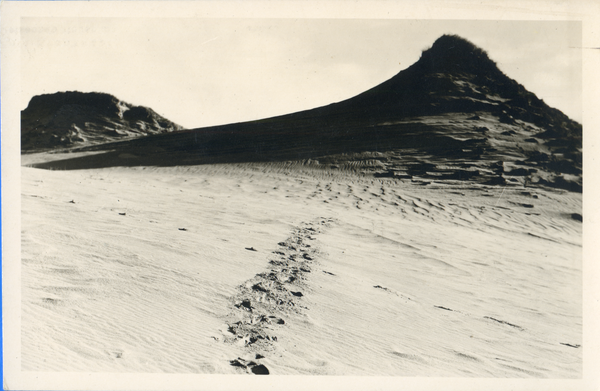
[21,18,582,129]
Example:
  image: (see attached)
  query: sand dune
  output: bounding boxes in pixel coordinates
[21,155,581,376]
[17,34,583,383]
[20,91,183,151]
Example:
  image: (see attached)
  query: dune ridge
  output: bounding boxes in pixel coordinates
[23,35,581,193]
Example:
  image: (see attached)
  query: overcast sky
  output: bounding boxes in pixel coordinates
[21,18,582,129]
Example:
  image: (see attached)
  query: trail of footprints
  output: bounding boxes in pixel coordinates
[221,218,335,375]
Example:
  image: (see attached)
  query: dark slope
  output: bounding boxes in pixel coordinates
[21,91,184,151]
[27,35,581,192]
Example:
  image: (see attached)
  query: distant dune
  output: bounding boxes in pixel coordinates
[21,91,184,151]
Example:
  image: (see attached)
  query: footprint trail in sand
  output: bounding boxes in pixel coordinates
[221,218,334,374]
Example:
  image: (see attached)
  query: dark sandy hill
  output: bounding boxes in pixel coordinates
[21,91,184,151]
[25,35,581,192]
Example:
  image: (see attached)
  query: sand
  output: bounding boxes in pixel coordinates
[19,154,582,378]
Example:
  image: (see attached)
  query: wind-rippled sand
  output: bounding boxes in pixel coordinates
[21,157,582,376]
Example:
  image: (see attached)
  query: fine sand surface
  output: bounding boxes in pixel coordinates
[21,153,582,376]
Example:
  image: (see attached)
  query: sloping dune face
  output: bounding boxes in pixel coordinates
[21,160,581,376]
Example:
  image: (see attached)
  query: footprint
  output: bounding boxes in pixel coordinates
[454,351,480,362]
[373,285,392,293]
[252,284,269,293]
[484,316,523,330]
[560,343,580,348]
[235,299,253,311]
[391,351,427,363]
[230,358,247,368]
[251,364,270,374]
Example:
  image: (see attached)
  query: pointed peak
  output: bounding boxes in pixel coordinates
[416,34,500,75]
[429,35,484,55]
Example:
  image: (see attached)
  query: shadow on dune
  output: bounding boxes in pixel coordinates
[27,120,474,170]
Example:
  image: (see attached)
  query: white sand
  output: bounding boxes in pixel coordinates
[20,158,582,377]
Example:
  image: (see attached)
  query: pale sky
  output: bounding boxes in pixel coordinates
[21,19,582,129]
